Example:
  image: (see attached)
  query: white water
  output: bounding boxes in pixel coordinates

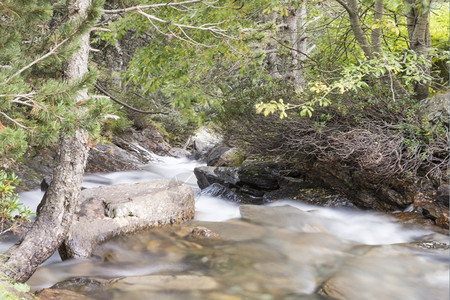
[3,155,449,299]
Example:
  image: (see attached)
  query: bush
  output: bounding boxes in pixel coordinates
[0,171,33,235]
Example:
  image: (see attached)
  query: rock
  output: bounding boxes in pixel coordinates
[217,147,245,167]
[189,127,222,155]
[59,179,195,259]
[35,288,94,300]
[189,226,220,239]
[436,184,449,207]
[169,147,191,158]
[36,278,107,299]
[85,144,141,173]
[294,160,419,211]
[206,145,231,166]
[318,246,450,300]
[12,128,172,191]
[40,275,220,300]
[411,192,449,231]
[192,220,267,242]
[108,275,220,292]
[239,205,329,233]
[201,183,243,203]
[205,144,245,167]
[238,160,281,190]
[419,92,449,125]
[194,166,240,190]
[194,161,282,191]
[10,147,57,191]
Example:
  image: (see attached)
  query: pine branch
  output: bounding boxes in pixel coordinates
[2,38,70,85]
[0,112,31,131]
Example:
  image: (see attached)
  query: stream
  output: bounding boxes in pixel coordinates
[6,156,450,299]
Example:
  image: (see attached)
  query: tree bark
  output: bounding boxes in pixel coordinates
[335,0,407,98]
[284,2,308,91]
[1,132,89,282]
[404,0,431,100]
[1,0,92,282]
[371,0,384,54]
[336,0,373,57]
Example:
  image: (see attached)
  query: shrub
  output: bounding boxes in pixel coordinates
[0,171,33,235]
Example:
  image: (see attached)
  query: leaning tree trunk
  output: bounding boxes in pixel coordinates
[1,0,92,282]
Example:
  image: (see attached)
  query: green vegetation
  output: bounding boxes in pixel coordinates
[0,171,32,235]
[0,276,33,300]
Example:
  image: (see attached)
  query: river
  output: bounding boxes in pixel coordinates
[7,155,450,299]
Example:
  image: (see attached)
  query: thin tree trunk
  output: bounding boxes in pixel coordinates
[1,0,92,282]
[404,0,431,100]
[335,0,407,98]
[284,3,307,91]
[371,0,384,54]
[336,0,373,57]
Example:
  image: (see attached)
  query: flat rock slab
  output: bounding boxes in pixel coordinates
[60,179,195,259]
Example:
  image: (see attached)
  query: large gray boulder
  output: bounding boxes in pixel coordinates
[419,92,449,125]
[59,179,195,259]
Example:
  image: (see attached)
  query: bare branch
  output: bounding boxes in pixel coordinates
[103,0,204,14]
[0,111,30,130]
[2,38,70,85]
[137,9,232,47]
[91,27,111,32]
[95,83,168,115]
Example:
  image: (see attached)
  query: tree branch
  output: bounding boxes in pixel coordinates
[94,83,168,115]
[103,0,205,14]
[0,111,30,130]
[2,38,70,85]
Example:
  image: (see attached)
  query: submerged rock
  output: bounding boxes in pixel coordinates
[318,245,449,300]
[35,288,94,300]
[59,179,195,259]
[109,275,220,292]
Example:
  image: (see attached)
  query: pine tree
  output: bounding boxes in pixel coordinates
[0,0,107,163]
[0,0,106,282]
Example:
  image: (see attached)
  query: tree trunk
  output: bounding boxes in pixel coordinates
[1,132,89,282]
[404,0,431,100]
[370,0,384,54]
[336,0,407,98]
[284,2,308,91]
[1,0,92,282]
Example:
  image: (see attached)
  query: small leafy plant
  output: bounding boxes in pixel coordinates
[0,171,33,235]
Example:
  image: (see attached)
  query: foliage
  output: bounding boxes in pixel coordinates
[0,0,113,163]
[94,0,274,121]
[216,0,448,187]
[0,270,32,300]
[0,171,32,235]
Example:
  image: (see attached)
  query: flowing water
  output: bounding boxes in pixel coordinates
[5,156,450,299]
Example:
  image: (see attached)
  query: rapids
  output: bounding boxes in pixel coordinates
[4,155,449,299]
